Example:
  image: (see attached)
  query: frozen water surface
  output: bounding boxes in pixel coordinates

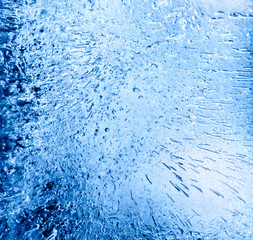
[1,0,253,239]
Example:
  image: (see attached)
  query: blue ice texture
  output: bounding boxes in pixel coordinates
[0,0,253,239]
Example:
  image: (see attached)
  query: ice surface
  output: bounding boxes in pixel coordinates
[1,0,253,239]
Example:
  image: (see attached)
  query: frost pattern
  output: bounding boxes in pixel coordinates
[1,0,253,239]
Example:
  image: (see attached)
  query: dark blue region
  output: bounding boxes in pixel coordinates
[0,1,32,239]
[0,4,91,240]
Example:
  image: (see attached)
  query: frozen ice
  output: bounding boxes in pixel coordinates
[1,0,253,239]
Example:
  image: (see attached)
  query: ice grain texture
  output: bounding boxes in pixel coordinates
[1,0,253,239]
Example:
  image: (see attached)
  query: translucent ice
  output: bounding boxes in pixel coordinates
[1,0,253,239]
